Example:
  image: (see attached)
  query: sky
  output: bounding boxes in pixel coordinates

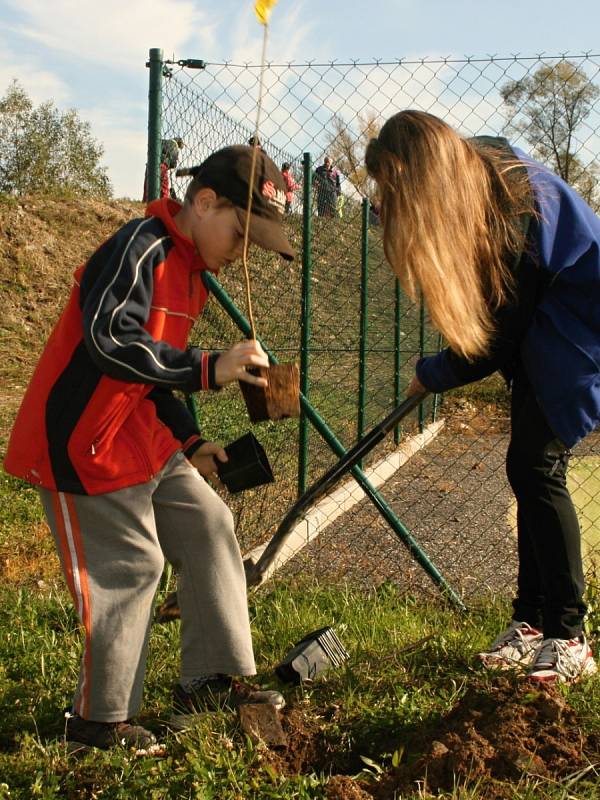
[1,0,599,198]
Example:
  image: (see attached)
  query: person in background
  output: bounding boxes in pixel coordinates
[313,156,341,217]
[281,162,300,214]
[143,137,184,202]
[368,200,381,226]
[365,109,599,685]
[162,138,184,200]
[248,136,265,153]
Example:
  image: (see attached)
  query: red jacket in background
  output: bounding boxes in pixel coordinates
[142,162,170,202]
[281,169,300,204]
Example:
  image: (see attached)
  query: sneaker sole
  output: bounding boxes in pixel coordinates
[528,657,598,685]
[65,737,162,755]
[65,739,93,756]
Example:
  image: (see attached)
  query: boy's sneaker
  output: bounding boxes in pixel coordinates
[527,635,598,684]
[478,620,543,670]
[170,676,285,730]
[65,710,158,754]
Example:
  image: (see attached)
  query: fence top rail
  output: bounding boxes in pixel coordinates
[164,52,600,70]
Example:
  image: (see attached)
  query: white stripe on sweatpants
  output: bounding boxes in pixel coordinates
[59,493,84,619]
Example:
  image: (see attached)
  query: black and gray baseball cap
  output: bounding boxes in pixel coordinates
[181,145,295,261]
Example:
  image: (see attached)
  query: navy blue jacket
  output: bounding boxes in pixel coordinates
[416,144,600,448]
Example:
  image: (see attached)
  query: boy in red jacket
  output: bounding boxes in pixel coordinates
[4,146,293,751]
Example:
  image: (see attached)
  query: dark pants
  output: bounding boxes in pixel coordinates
[506,368,586,638]
[316,188,336,217]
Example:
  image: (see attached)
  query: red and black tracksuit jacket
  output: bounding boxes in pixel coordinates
[5,198,220,495]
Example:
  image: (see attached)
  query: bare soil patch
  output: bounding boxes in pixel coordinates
[257,678,599,799]
[369,677,599,798]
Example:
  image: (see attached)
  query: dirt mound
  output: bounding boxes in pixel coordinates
[325,776,373,799]
[370,677,599,798]
[258,704,330,775]
[258,678,598,799]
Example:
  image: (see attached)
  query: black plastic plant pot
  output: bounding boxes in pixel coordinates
[218,432,275,494]
[275,626,349,684]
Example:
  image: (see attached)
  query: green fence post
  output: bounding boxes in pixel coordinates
[418,293,426,434]
[394,278,402,446]
[147,47,169,592]
[146,47,163,202]
[298,152,313,497]
[357,197,369,466]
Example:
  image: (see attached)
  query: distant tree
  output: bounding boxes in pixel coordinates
[500,61,600,210]
[326,111,380,201]
[0,80,111,198]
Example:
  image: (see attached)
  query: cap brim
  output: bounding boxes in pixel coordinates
[235,209,296,261]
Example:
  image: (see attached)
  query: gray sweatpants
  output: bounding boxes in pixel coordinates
[39,450,256,722]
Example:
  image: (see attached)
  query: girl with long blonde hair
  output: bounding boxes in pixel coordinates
[366,110,600,683]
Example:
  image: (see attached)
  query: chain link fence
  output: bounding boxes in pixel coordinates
[149,51,600,608]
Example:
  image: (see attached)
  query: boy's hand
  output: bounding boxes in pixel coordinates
[215,340,269,387]
[189,441,228,490]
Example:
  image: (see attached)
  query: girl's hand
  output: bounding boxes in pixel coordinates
[214,340,269,387]
[189,441,228,490]
[406,374,427,397]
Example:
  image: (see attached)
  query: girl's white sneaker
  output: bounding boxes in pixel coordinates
[478,620,543,670]
[527,635,597,684]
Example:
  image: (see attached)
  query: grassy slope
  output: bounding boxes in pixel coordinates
[0,195,145,450]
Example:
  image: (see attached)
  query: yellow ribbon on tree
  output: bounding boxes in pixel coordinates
[255,0,278,25]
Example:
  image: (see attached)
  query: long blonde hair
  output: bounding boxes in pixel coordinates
[365,111,534,359]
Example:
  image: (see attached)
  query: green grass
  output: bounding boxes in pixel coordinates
[0,472,58,588]
[1,579,599,799]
